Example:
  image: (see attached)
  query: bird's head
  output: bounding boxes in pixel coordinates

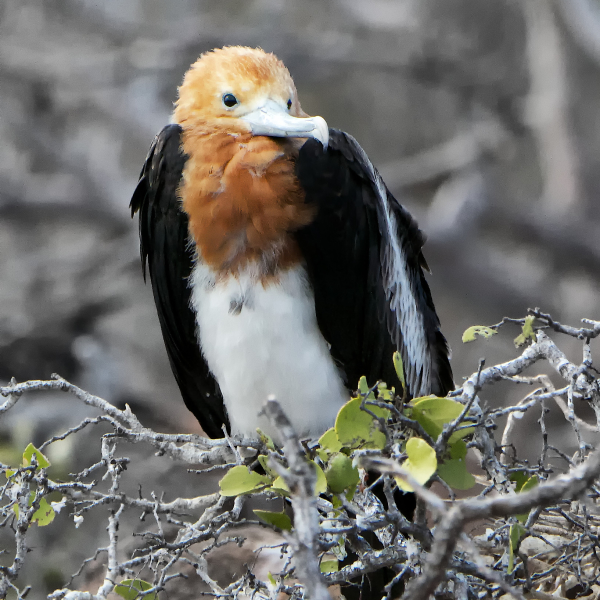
[173,46,328,149]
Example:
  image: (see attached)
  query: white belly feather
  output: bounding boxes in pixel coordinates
[189,263,349,441]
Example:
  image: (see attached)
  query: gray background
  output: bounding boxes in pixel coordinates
[1,0,600,596]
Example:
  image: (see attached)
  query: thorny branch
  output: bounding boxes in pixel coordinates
[1,312,600,599]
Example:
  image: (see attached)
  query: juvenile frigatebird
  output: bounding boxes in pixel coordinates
[130,46,453,442]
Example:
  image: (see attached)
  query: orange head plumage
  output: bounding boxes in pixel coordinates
[174,47,328,277]
[175,47,299,131]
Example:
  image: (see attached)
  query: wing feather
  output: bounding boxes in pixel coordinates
[295,129,453,398]
[130,124,228,437]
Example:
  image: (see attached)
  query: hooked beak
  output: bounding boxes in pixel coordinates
[241,100,329,149]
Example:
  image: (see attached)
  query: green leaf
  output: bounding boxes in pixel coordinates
[335,397,390,450]
[521,475,539,492]
[345,486,357,502]
[257,455,277,478]
[318,428,342,454]
[510,471,529,492]
[312,461,328,495]
[115,579,157,600]
[270,475,290,496]
[514,315,536,347]
[14,493,56,526]
[377,382,393,402]
[268,462,325,496]
[23,443,50,470]
[256,428,275,451]
[325,453,360,494]
[357,376,375,400]
[462,325,497,343]
[408,395,437,404]
[320,559,339,573]
[395,438,437,493]
[331,495,342,509]
[219,465,271,496]
[32,497,55,526]
[449,439,467,460]
[316,449,328,462]
[411,397,473,444]
[449,428,475,445]
[253,510,292,531]
[267,572,277,586]
[508,523,526,574]
[516,475,539,523]
[393,351,406,389]
[437,458,475,490]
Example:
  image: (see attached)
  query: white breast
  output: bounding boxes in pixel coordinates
[189,263,349,441]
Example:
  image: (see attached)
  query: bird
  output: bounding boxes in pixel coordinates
[130,46,453,443]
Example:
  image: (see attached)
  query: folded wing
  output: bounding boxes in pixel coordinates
[130,124,228,437]
[295,129,453,398]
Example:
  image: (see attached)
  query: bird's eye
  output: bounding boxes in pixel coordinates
[222,93,238,108]
[287,98,292,110]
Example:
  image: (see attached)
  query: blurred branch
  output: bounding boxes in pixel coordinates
[379,120,506,189]
[523,0,581,213]
[557,0,600,66]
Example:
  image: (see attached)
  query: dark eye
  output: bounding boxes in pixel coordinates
[287,98,292,110]
[222,93,238,108]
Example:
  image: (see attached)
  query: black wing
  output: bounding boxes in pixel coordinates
[295,129,453,398]
[130,124,228,437]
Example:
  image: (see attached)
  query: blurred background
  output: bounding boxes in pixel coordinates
[1,0,600,596]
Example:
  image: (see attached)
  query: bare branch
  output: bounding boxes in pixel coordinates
[263,399,331,600]
[403,448,600,598]
[2,310,600,599]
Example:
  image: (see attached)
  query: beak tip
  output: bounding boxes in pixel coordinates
[313,116,329,150]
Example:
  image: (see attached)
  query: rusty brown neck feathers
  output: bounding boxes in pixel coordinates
[178,128,313,277]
